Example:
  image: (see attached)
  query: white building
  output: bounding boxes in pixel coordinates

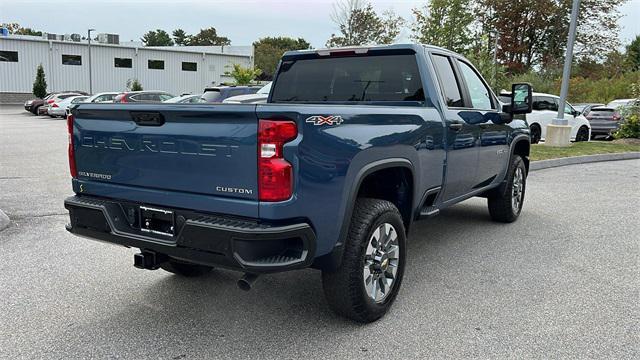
[0,35,253,103]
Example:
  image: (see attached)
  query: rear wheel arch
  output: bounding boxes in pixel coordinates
[355,165,414,230]
[313,159,415,272]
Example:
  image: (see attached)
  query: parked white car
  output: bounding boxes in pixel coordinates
[85,92,120,103]
[223,82,272,104]
[525,93,591,144]
[163,94,204,103]
[47,95,88,117]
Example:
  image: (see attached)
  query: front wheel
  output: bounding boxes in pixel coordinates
[487,155,527,223]
[322,198,406,323]
[530,124,541,144]
[575,126,589,142]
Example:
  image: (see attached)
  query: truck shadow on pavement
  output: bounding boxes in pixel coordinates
[55,199,549,356]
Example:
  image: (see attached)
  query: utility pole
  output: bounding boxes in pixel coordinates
[87,29,95,94]
[545,0,580,147]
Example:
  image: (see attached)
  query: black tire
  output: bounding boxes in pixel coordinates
[575,126,589,142]
[322,198,406,323]
[32,105,41,115]
[160,259,213,277]
[487,155,527,223]
[530,124,541,144]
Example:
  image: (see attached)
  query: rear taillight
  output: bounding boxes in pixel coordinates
[52,103,59,108]
[613,113,621,121]
[120,96,128,103]
[47,99,54,104]
[258,119,297,202]
[67,114,77,178]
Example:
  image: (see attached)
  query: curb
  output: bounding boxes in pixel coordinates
[530,152,640,171]
[0,209,9,232]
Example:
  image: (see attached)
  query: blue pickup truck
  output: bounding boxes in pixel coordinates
[64,44,532,322]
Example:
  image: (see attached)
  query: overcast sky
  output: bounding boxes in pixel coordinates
[2,0,639,48]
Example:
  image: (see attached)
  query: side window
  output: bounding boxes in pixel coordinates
[456,60,494,110]
[533,96,557,111]
[159,94,173,101]
[431,55,464,107]
[532,96,543,110]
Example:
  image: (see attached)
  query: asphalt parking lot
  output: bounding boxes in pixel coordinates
[1,105,639,359]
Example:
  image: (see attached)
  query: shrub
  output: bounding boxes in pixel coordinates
[614,82,640,139]
[126,78,143,91]
[225,64,262,85]
[32,64,47,99]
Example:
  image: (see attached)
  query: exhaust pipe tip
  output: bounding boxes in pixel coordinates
[237,273,259,291]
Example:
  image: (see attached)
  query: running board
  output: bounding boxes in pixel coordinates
[419,206,440,218]
[418,187,441,219]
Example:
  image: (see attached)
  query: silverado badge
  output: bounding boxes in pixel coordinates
[305,115,344,126]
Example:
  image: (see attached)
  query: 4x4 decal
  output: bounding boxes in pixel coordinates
[305,115,344,126]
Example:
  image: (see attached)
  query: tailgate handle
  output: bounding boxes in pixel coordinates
[131,112,165,126]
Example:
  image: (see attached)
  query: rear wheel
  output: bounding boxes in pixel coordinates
[160,259,213,277]
[575,126,589,142]
[530,124,541,144]
[322,198,406,323]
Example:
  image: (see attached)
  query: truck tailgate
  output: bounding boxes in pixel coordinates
[72,104,258,201]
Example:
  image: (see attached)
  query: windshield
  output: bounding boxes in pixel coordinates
[257,82,272,95]
[607,100,631,108]
[271,54,425,104]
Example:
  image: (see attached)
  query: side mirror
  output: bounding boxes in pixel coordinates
[510,83,533,114]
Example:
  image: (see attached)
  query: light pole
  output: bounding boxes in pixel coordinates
[545,0,580,147]
[492,30,500,91]
[87,28,95,94]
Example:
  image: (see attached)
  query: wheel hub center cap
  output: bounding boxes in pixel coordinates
[373,252,389,272]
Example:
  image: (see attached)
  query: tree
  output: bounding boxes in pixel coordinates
[32,64,47,99]
[627,35,640,71]
[172,29,189,46]
[226,64,261,85]
[188,27,231,46]
[126,78,143,91]
[326,0,404,47]
[476,0,624,73]
[253,37,310,79]
[1,23,42,36]
[411,0,474,53]
[141,29,174,46]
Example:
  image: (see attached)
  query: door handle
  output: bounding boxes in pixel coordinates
[449,122,463,131]
[131,111,165,126]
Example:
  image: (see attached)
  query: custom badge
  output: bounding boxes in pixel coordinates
[305,115,344,126]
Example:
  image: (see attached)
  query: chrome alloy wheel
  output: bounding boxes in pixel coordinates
[363,223,400,303]
[512,167,524,213]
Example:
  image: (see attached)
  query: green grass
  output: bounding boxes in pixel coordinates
[530,142,640,161]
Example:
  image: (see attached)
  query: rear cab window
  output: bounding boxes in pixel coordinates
[271,50,425,105]
[430,54,463,108]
